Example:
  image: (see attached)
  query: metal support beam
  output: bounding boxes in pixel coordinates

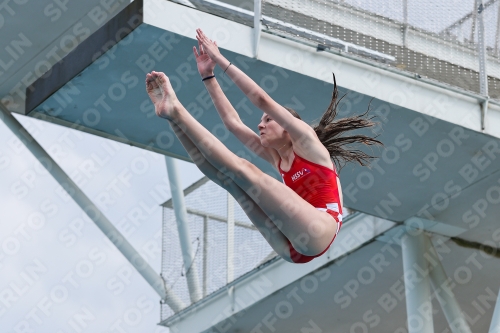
[489,287,500,333]
[0,107,185,312]
[165,156,202,303]
[203,215,208,298]
[254,0,262,58]
[427,236,472,333]
[401,231,434,333]
[477,0,489,96]
[227,193,234,283]
[166,206,256,230]
[172,0,196,8]
[495,3,500,55]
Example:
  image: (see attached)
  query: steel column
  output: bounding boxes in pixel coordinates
[427,236,472,333]
[489,288,500,333]
[401,231,434,333]
[165,156,202,303]
[0,107,185,312]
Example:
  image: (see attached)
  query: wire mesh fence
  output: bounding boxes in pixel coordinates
[159,178,276,321]
[183,0,500,99]
[261,0,500,97]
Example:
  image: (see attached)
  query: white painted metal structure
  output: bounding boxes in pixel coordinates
[490,289,500,333]
[226,192,235,284]
[401,231,434,333]
[477,0,489,96]
[145,1,500,138]
[165,156,202,303]
[0,0,132,115]
[427,236,473,333]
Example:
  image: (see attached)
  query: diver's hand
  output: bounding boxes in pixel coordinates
[193,37,217,78]
[195,28,224,66]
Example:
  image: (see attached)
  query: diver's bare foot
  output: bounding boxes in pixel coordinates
[145,71,180,120]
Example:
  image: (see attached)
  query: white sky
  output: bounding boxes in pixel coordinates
[0,113,203,333]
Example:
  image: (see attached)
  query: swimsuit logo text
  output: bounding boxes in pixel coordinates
[291,168,310,182]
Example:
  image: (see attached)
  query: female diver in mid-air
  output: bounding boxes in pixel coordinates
[145,28,382,264]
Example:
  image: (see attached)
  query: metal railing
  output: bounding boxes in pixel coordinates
[181,0,500,100]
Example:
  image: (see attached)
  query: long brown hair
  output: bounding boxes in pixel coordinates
[284,73,384,171]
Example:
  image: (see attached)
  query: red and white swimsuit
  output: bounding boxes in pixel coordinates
[278,151,343,263]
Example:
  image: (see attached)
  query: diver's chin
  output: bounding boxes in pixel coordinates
[260,138,269,147]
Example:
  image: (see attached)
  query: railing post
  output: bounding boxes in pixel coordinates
[203,215,208,297]
[227,193,235,283]
[477,0,488,96]
[402,0,408,47]
[471,0,479,43]
[495,2,500,55]
[476,0,489,132]
[254,0,262,58]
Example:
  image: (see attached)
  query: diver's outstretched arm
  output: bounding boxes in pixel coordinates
[195,29,317,144]
[193,35,277,165]
[193,37,240,130]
